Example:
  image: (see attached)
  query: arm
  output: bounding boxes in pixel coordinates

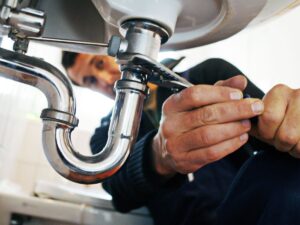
[187,58,264,98]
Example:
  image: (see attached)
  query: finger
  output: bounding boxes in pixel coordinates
[184,133,249,166]
[274,90,300,152]
[168,121,251,152]
[163,85,243,114]
[289,141,300,158]
[170,98,263,133]
[215,75,248,91]
[256,84,290,142]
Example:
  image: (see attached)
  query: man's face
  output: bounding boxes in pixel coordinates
[67,53,121,98]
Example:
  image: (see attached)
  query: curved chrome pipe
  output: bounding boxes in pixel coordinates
[43,86,146,183]
[0,48,75,112]
[0,47,147,184]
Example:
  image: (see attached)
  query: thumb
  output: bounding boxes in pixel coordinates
[215,75,248,91]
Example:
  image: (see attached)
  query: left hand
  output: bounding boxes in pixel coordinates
[251,84,300,158]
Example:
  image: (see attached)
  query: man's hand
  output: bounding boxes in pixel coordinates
[251,84,300,158]
[152,76,264,177]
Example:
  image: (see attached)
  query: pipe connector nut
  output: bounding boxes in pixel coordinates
[41,108,79,127]
[114,80,148,94]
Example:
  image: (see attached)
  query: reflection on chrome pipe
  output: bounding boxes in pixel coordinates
[0,48,75,112]
[0,47,147,184]
[43,86,146,183]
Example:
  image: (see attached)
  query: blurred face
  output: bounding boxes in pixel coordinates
[67,54,121,99]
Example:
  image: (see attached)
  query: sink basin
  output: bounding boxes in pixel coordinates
[91,0,300,50]
[34,0,300,53]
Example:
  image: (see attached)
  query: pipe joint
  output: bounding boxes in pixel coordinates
[115,79,148,94]
[41,109,79,128]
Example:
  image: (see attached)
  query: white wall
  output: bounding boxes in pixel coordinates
[160,6,300,93]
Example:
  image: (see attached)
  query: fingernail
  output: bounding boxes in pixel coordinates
[241,120,251,128]
[230,91,243,100]
[251,101,264,114]
[240,133,248,141]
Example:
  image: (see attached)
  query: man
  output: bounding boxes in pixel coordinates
[62,52,183,127]
[62,52,120,98]
[62,52,300,225]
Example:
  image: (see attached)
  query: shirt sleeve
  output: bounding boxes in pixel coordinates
[187,58,264,99]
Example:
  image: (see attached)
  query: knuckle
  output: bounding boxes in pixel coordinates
[267,84,292,99]
[292,89,300,99]
[277,130,299,147]
[185,112,196,127]
[260,109,282,125]
[162,100,171,115]
[205,149,220,162]
[197,128,212,146]
[236,101,248,115]
[200,106,217,124]
[184,87,199,105]
[272,83,289,93]
[188,110,204,126]
[165,139,175,154]
[218,104,228,117]
[160,120,172,138]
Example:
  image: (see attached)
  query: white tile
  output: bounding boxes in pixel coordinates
[9,162,38,194]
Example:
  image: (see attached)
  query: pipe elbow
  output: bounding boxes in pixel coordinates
[42,122,130,184]
[41,86,146,184]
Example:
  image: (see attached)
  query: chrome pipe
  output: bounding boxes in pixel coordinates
[120,20,169,59]
[0,20,167,184]
[42,83,146,183]
[0,47,147,184]
[0,48,75,112]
